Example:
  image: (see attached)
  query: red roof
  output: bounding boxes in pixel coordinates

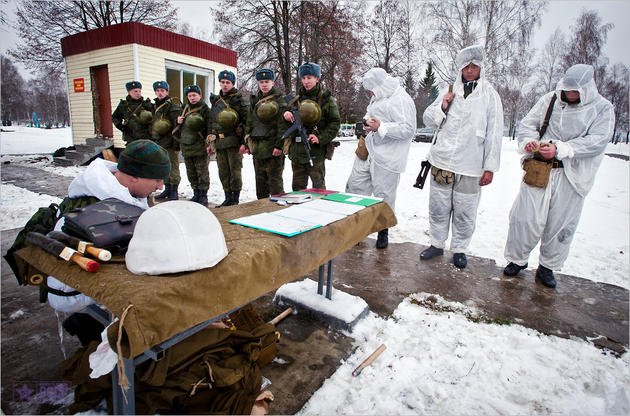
[61,22,236,67]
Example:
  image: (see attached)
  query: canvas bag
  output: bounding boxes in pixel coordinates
[62,198,144,254]
[522,94,557,188]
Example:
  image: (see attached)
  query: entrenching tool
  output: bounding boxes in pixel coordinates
[352,344,387,377]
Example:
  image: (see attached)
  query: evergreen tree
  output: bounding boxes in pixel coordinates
[415,62,439,127]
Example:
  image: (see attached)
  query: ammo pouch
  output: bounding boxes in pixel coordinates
[62,198,144,254]
[282,137,291,155]
[355,135,368,161]
[522,157,553,188]
[326,141,340,160]
[431,167,455,184]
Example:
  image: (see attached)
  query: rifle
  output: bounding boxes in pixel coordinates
[413,160,432,190]
[432,84,454,145]
[282,95,313,167]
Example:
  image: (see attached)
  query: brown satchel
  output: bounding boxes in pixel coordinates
[522,94,557,188]
[355,135,368,160]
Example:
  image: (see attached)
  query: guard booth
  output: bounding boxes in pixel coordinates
[61,22,237,148]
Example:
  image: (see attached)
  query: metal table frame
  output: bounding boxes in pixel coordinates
[84,258,337,414]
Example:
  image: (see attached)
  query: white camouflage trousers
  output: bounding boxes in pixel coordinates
[428,173,481,252]
[504,168,584,270]
[345,155,400,211]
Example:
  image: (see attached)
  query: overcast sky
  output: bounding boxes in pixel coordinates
[1,0,629,79]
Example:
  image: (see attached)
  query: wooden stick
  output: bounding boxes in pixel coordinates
[70,252,99,272]
[352,344,386,377]
[269,307,293,325]
[85,245,112,261]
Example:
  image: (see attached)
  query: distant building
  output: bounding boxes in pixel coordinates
[61,22,237,148]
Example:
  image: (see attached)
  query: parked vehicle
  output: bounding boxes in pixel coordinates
[338,124,355,137]
[414,128,434,142]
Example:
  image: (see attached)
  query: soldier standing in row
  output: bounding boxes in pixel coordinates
[242,68,288,199]
[151,81,182,201]
[112,81,153,146]
[283,62,341,190]
[176,85,213,206]
[210,70,248,207]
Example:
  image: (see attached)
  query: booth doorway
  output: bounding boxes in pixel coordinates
[90,65,113,137]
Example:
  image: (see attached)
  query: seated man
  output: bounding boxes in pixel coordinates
[47,140,170,344]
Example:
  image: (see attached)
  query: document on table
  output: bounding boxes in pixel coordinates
[275,204,347,226]
[321,192,383,206]
[229,212,321,237]
[230,191,376,236]
[301,198,365,215]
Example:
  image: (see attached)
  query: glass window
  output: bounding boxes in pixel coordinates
[164,60,215,105]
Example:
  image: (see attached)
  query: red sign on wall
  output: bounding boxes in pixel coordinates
[74,78,85,92]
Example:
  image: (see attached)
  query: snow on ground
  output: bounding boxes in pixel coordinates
[1,127,629,414]
[299,293,630,415]
[0,126,73,155]
[0,183,61,230]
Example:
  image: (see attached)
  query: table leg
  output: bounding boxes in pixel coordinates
[112,357,135,414]
[325,259,334,300]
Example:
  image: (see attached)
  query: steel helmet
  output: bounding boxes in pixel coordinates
[298,99,321,126]
[184,113,204,131]
[152,118,172,135]
[139,110,153,125]
[216,108,239,129]
[256,100,279,121]
[126,201,228,275]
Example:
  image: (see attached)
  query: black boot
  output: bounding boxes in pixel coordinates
[420,245,443,260]
[168,184,179,201]
[197,191,208,206]
[190,189,199,203]
[376,228,389,249]
[536,265,556,288]
[216,191,231,208]
[453,253,467,269]
[155,184,171,199]
[230,191,240,206]
[504,262,527,276]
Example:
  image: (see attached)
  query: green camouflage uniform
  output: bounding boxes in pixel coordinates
[287,83,340,190]
[210,88,248,193]
[178,101,212,191]
[151,96,181,185]
[112,95,153,145]
[245,87,288,199]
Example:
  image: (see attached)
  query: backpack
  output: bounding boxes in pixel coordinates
[4,195,99,288]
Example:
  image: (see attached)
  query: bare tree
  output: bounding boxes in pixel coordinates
[421,0,545,84]
[398,0,419,95]
[214,0,298,93]
[536,28,566,92]
[562,9,614,85]
[1,55,27,123]
[602,63,629,143]
[364,0,405,73]
[9,0,178,77]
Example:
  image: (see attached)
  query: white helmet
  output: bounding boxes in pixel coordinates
[125,201,228,275]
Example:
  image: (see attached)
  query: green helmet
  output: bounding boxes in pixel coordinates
[256,100,279,122]
[298,99,321,126]
[139,110,153,125]
[152,118,172,135]
[216,108,239,129]
[184,113,204,131]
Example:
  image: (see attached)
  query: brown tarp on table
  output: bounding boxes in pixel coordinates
[16,198,397,358]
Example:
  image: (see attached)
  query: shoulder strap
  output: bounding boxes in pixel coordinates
[154,98,171,115]
[539,94,557,139]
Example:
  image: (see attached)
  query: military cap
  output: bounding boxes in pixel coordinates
[255,68,274,81]
[298,62,321,79]
[126,80,142,91]
[184,85,202,95]
[117,140,170,180]
[153,81,169,91]
[218,70,236,84]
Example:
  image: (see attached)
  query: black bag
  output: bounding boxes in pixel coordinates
[62,198,144,254]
